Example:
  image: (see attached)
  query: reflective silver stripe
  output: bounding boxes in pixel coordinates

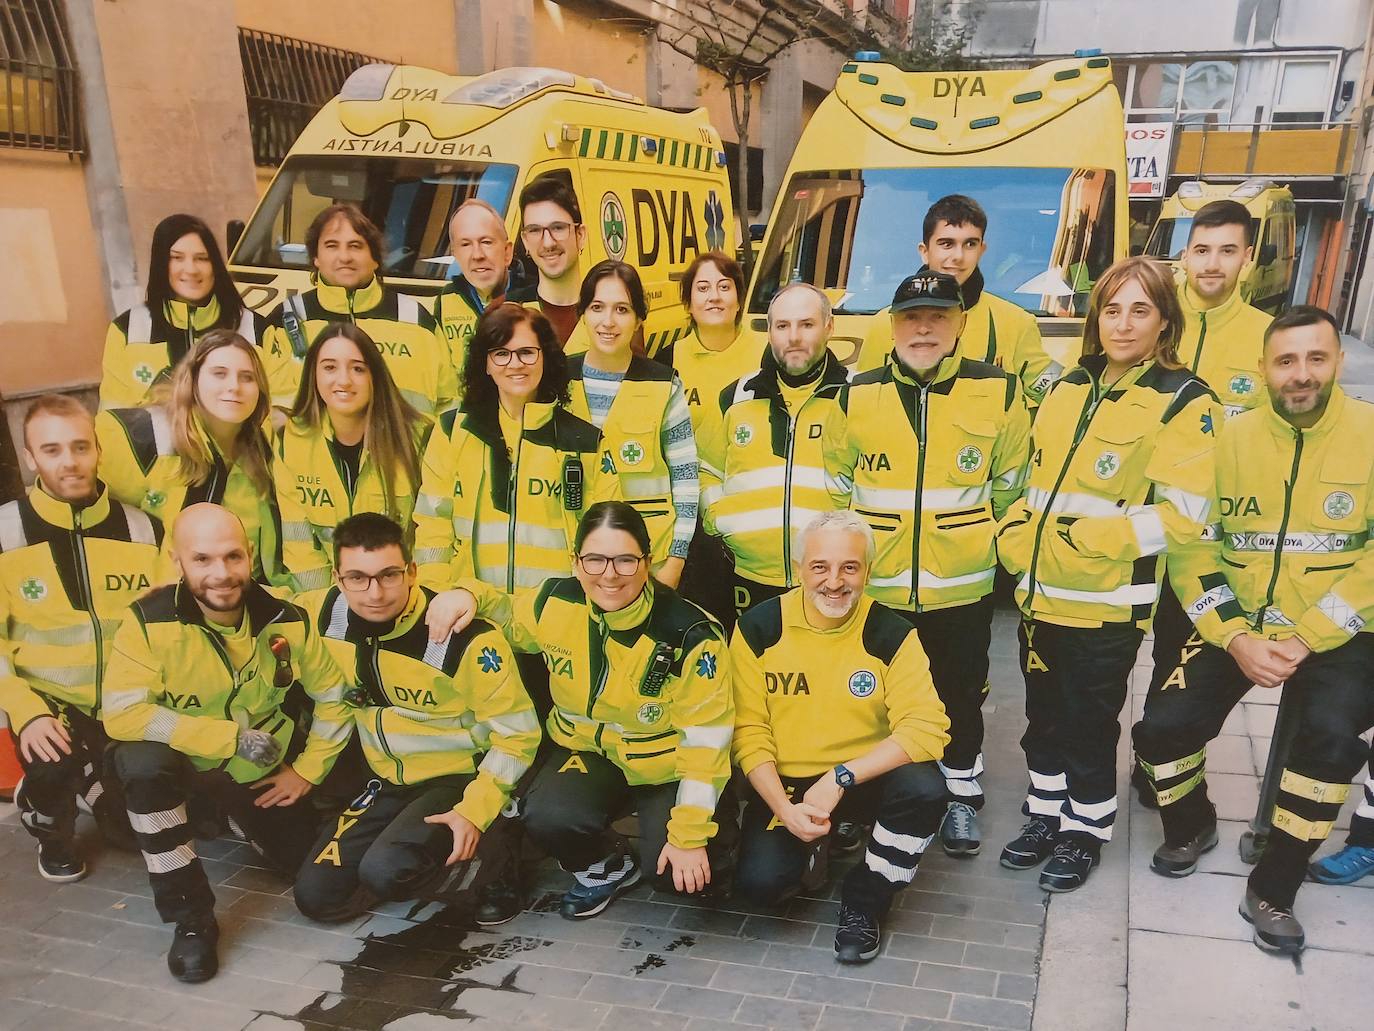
[1026,486,1122,518]
[325,591,351,640]
[0,502,26,551]
[1130,510,1167,557]
[1224,403,1247,418]
[869,568,995,591]
[10,620,111,646]
[682,724,731,750]
[1315,591,1366,635]
[676,779,719,810]
[994,464,1027,490]
[18,664,97,688]
[124,506,159,547]
[1058,814,1112,840]
[309,717,353,743]
[721,467,787,493]
[622,477,673,498]
[1258,608,1297,627]
[479,749,530,784]
[1185,584,1236,623]
[421,637,449,670]
[316,525,335,542]
[380,729,476,754]
[236,309,260,344]
[871,821,931,854]
[141,843,196,874]
[126,304,153,344]
[947,779,981,797]
[1018,575,1158,608]
[486,710,541,736]
[700,483,724,508]
[938,754,984,780]
[397,295,421,324]
[145,708,179,744]
[514,523,569,550]
[282,520,314,542]
[414,493,448,518]
[713,508,785,536]
[292,567,331,592]
[864,848,922,883]
[1228,531,1368,554]
[414,547,450,566]
[1029,769,1067,791]
[401,388,435,415]
[128,805,186,834]
[1157,485,1211,524]
[1067,796,1116,820]
[853,483,991,510]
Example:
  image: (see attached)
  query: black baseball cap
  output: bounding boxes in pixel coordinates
[890,267,965,312]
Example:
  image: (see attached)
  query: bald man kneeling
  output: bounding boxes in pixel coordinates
[102,504,354,983]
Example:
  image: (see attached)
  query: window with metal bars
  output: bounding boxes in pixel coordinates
[0,0,80,153]
[239,27,382,167]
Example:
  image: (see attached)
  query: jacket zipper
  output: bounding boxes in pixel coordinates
[359,636,404,782]
[909,382,929,608]
[506,431,523,593]
[587,617,610,718]
[1190,312,1207,374]
[1024,375,1109,611]
[209,609,285,769]
[69,510,102,709]
[781,399,800,585]
[1256,427,1303,629]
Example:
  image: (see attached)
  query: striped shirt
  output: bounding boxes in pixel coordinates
[582,364,700,559]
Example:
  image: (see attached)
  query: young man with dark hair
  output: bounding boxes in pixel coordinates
[1,396,161,883]
[1134,307,1374,955]
[858,194,1059,404]
[291,512,540,923]
[509,175,587,345]
[263,203,454,418]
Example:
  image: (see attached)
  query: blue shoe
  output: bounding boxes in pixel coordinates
[1308,844,1374,885]
[560,858,641,920]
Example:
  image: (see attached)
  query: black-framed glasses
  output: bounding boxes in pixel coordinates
[488,347,542,367]
[521,221,574,242]
[338,567,407,592]
[577,553,645,576]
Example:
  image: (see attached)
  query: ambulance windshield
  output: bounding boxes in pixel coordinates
[750,166,1117,319]
[233,155,519,279]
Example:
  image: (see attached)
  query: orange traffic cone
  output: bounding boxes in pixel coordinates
[0,711,23,802]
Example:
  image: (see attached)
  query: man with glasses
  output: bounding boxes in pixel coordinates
[293,512,541,923]
[509,175,587,346]
[435,199,518,383]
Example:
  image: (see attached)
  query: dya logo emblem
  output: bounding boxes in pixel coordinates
[1324,491,1355,520]
[1094,452,1120,479]
[619,440,645,466]
[600,192,627,260]
[733,424,753,447]
[956,445,983,474]
[849,669,877,698]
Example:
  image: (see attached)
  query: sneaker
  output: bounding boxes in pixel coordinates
[831,821,864,854]
[167,916,219,983]
[37,839,87,883]
[1239,887,1305,955]
[1309,844,1374,885]
[940,802,981,857]
[560,858,641,920]
[1000,817,1059,870]
[833,905,881,964]
[800,839,830,893]
[1151,822,1219,878]
[474,869,523,927]
[1039,840,1100,893]
[1131,759,1158,810]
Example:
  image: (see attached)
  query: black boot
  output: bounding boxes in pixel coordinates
[474,867,523,927]
[167,915,219,983]
[37,839,87,883]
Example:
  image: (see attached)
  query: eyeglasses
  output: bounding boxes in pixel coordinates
[338,567,407,592]
[577,553,645,576]
[521,221,574,242]
[488,347,542,367]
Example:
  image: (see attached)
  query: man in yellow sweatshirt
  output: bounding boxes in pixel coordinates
[730,510,950,964]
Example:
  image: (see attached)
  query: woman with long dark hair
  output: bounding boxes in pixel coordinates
[100,214,267,409]
[274,323,427,592]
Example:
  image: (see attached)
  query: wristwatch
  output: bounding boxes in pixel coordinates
[833,763,856,789]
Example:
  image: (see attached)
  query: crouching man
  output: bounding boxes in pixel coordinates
[102,504,353,983]
[729,511,950,963]
[292,513,540,922]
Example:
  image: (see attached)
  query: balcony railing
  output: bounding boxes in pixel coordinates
[1172,120,1354,179]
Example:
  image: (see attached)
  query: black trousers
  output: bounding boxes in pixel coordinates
[679,522,738,628]
[735,763,947,918]
[16,704,125,844]
[294,774,472,921]
[895,596,994,809]
[111,741,320,924]
[521,745,725,895]
[1146,579,1190,696]
[1019,618,1144,845]
[730,573,788,622]
[1133,632,1374,907]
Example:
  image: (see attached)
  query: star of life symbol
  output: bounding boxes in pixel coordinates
[1324,491,1355,520]
[733,424,753,447]
[1094,452,1120,479]
[956,445,983,474]
[20,577,46,602]
[477,646,503,673]
[696,652,717,679]
[619,440,645,466]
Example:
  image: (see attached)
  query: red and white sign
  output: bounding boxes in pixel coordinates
[1126,121,1174,198]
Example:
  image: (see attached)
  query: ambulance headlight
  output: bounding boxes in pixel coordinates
[1231,178,1272,200]
[340,64,395,102]
[1177,181,1205,200]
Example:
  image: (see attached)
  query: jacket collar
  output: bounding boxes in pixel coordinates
[314,276,385,315]
[446,270,514,317]
[342,584,427,642]
[29,480,111,530]
[1265,383,1347,439]
[175,579,288,638]
[1078,352,1155,393]
[743,346,849,401]
[165,296,222,331]
[1180,281,1246,329]
[959,267,986,309]
[889,348,961,388]
[782,587,871,635]
[592,579,654,633]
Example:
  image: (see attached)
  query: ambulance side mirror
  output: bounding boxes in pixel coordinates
[226,219,245,256]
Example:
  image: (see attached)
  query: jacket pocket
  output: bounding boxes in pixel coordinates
[1077,406,1148,495]
[925,505,996,581]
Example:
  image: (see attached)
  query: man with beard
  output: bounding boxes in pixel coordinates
[103,504,353,983]
[1,395,160,882]
[697,282,849,623]
[824,269,1030,859]
[1134,307,1374,955]
[508,175,586,346]
[729,511,950,963]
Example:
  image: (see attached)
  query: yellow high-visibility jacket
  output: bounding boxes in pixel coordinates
[730,590,950,779]
[466,576,733,850]
[413,399,603,593]
[263,278,454,419]
[824,354,1031,612]
[100,299,269,411]
[274,417,427,593]
[1172,386,1374,652]
[698,349,849,586]
[858,272,1061,404]
[1177,284,1273,417]
[101,580,352,784]
[0,484,162,730]
[997,355,1221,629]
[96,405,284,586]
[302,585,541,830]
[660,328,767,437]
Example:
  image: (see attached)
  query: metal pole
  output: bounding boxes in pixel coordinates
[1239,685,1302,864]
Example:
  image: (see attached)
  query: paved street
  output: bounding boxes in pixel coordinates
[1,339,1373,1030]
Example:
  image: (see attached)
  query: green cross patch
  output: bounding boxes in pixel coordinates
[733,424,753,447]
[20,577,46,602]
[619,441,644,466]
[134,363,155,385]
[956,445,983,474]
[1094,452,1120,479]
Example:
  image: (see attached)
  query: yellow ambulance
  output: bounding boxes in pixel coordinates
[745,54,1129,369]
[1144,178,1296,312]
[228,64,737,353]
